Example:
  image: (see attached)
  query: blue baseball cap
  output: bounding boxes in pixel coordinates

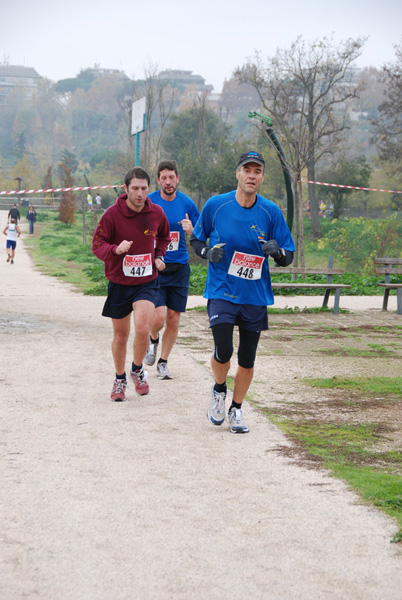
[237,151,265,168]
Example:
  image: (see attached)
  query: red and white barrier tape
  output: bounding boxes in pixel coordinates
[0,184,124,196]
[301,179,402,194]
[2,180,402,196]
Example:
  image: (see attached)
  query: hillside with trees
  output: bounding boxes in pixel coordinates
[1,37,401,257]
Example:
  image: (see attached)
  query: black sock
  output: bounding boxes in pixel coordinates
[132,362,142,372]
[229,401,242,411]
[214,382,227,393]
[150,335,159,344]
[116,372,126,381]
[158,358,167,365]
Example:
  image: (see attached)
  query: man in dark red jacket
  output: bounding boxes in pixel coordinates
[93,167,170,401]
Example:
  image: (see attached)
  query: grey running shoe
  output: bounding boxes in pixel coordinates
[207,386,226,426]
[110,378,127,402]
[157,362,173,380]
[144,338,159,366]
[130,368,149,395]
[228,408,249,434]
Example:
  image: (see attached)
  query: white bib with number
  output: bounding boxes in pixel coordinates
[167,231,179,252]
[228,251,264,280]
[123,253,153,277]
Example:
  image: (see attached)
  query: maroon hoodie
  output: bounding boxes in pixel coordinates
[92,194,171,286]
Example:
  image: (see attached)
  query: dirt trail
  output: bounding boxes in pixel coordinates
[1,214,401,600]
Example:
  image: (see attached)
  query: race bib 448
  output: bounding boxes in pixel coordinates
[228,251,264,280]
[123,253,153,277]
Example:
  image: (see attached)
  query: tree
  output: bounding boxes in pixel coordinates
[0,86,28,160]
[11,132,28,160]
[66,88,121,163]
[54,69,96,94]
[9,157,36,192]
[372,41,402,184]
[162,95,233,207]
[235,35,366,256]
[220,75,261,136]
[58,150,78,225]
[89,150,125,170]
[42,166,55,207]
[356,67,387,120]
[317,156,371,219]
[119,64,179,178]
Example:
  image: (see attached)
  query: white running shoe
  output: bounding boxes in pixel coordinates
[144,338,159,366]
[207,386,226,426]
[228,408,249,434]
[157,362,173,380]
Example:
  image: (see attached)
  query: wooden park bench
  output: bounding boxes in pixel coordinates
[374,258,402,315]
[270,256,350,314]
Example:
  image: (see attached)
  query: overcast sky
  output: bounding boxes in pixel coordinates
[1,0,401,92]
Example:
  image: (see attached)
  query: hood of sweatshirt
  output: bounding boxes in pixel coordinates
[115,193,152,217]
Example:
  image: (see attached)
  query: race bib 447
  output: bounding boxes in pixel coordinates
[123,254,153,277]
[228,251,264,280]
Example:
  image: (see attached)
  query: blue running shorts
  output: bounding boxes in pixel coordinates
[207,298,268,331]
[102,279,160,319]
[155,262,190,313]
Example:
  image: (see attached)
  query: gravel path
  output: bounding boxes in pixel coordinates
[1,215,401,599]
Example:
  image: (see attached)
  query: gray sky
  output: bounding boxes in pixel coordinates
[1,0,401,92]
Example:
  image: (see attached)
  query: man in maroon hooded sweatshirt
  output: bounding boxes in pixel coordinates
[93,167,171,401]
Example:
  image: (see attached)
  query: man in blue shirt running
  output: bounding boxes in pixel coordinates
[190,151,295,434]
[146,160,200,380]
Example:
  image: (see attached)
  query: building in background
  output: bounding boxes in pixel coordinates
[0,63,43,105]
[84,64,129,82]
[158,69,213,93]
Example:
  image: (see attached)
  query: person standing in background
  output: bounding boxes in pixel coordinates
[26,205,37,234]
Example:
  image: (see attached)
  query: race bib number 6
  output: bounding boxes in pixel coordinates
[167,231,179,251]
[228,251,264,280]
[123,253,153,277]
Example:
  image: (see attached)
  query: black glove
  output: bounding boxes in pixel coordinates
[206,244,225,263]
[260,239,282,260]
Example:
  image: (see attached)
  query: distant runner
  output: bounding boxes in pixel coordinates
[3,218,21,264]
[8,204,20,224]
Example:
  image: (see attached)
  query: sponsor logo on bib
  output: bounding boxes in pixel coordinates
[123,253,153,277]
[167,231,179,251]
[228,251,264,280]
